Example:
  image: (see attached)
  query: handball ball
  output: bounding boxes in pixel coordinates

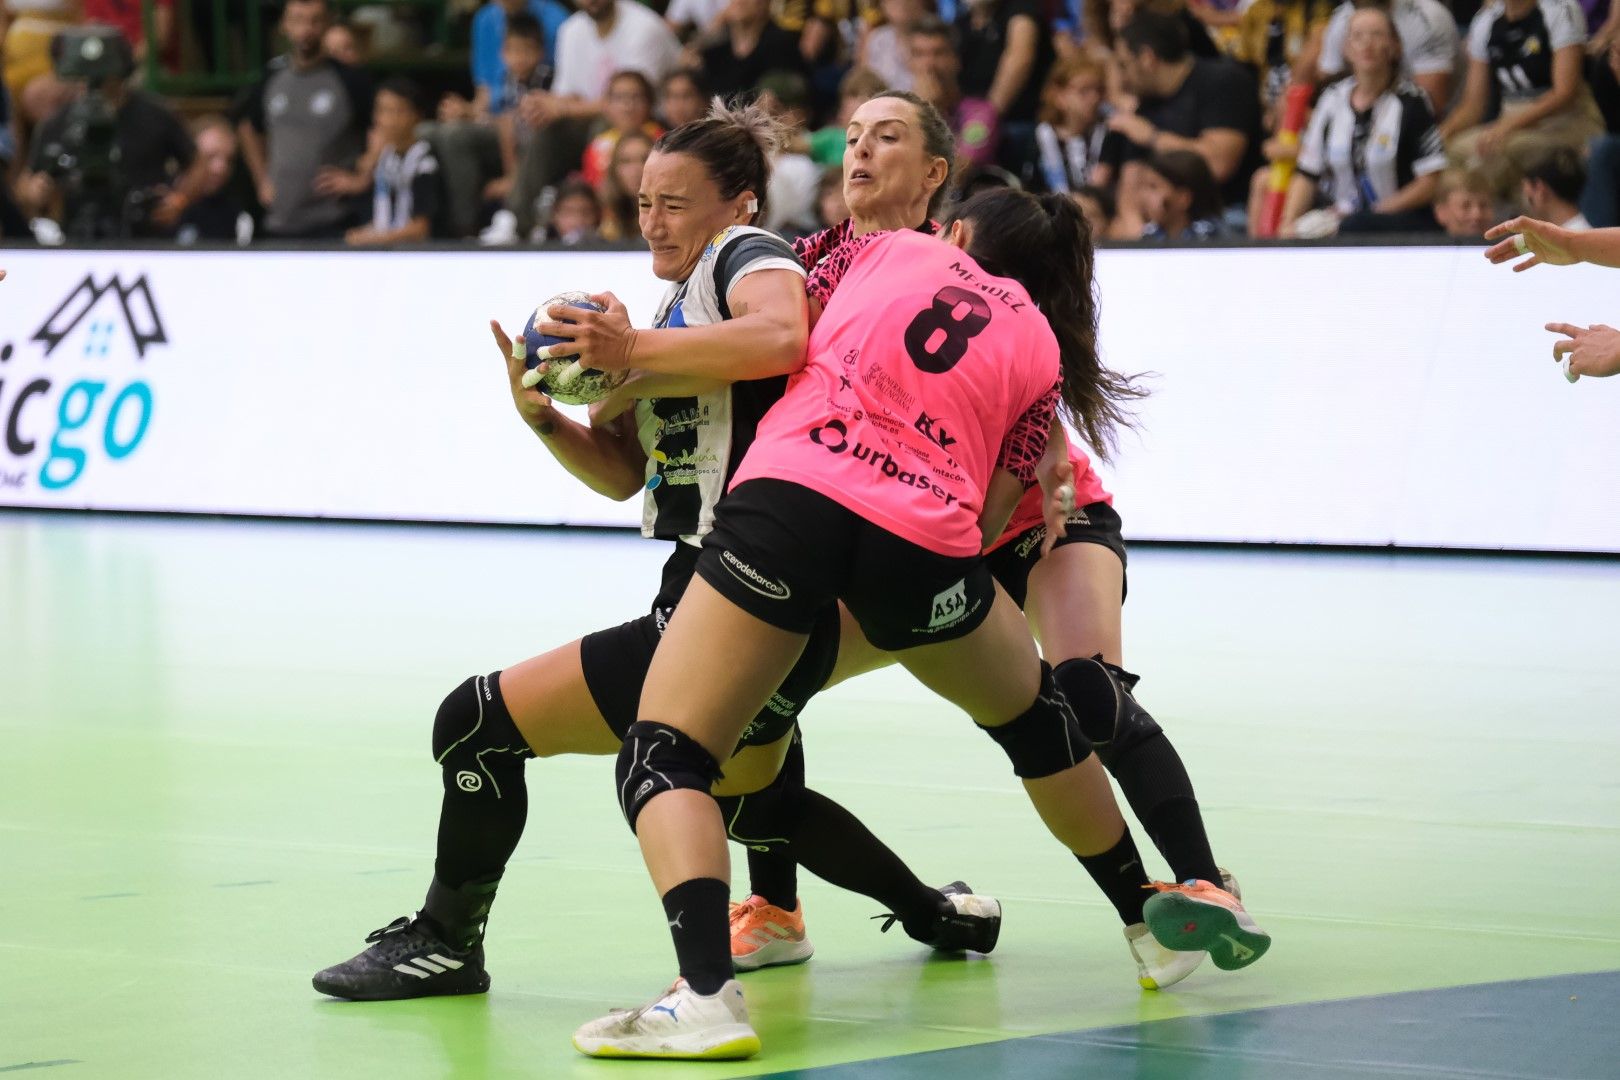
[519,291,625,406]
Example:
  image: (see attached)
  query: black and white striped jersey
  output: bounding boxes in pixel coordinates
[1296,79,1447,214]
[371,139,442,234]
[1466,0,1586,107]
[635,225,805,541]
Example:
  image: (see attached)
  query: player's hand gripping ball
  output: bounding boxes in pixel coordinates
[515,292,626,405]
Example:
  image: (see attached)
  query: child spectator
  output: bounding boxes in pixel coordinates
[810,67,888,166]
[658,68,711,128]
[348,78,443,244]
[581,71,663,187]
[1431,167,1496,236]
[1073,183,1118,237]
[1138,148,1227,238]
[545,178,604,243]
[756,69,823,235]
[1023,55,1119,193]
[1519,146,1590,229]
[598,129,654,240]
[816,164,851,228]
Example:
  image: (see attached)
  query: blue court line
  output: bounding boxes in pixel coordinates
[754,970,1620,1080]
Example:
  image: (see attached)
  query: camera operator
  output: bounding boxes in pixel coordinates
[16,27,195,240]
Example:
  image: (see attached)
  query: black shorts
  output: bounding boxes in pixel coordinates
[696,478,996,652]
[984,501,1127,609]
[579,543,840,749]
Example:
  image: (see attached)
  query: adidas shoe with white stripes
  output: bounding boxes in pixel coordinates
[313,916,490,1001]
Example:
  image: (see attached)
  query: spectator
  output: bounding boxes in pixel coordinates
[173,116,250,244]
[598,128,653,239]
[581,71,663,187]
[954,0,1057,162]
[665,0,728,41]
[859,0,927,90]
[1519,145,1590,227]
[907,16,967,140]
[700,0,808,101]
[1022,55,1119,193]
[1225,0,1338,115]
[348,78,444,245]
[3,1,77,127]
[815,163,850,227]
[1314,0,1461,115]
[1441,0,1602,197]
[544,178,603,242]
[19,31,196,238]
[1276,4,1447,235]
[1584,38,1620,225]
[84,0,178,66]
[1083,0,1222,61]
[1432,166,1496,235]
[1137,147,1228,237]
[323,20,368,67]
[1109,10,1263,216]
[756,68,822,235]
[810,66,888,166]
[468,0,571,109]
[658,68,711,128]
[489,0,680,240]
[237,0,373,240]
[1073,182,1118,236]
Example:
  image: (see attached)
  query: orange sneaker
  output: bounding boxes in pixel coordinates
[728,895,814,972]
[1142,880,1270,971]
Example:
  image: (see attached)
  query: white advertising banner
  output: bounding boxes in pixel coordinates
[0,244,1615,551]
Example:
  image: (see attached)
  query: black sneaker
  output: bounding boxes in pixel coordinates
[875,881,1002,955]
[313,916,490,1001]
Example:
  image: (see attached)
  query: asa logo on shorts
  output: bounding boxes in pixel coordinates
[929,579,969,629]
[719,549,792,601]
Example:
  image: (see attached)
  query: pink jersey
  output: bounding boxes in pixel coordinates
[988,446,1113,553]
[731,230,1061,558]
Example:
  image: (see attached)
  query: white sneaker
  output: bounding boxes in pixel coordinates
[1125,922,1203,991]
[573,978,760,1060]
[479,209,519,246]
[1219,867,1242,901]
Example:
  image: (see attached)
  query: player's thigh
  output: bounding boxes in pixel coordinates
[1023,542,1125,667]
[498,639,623,758]
[639,576,811,762]
[711,730,795,797]
[823,602,895,690]
[891,585,1043,726]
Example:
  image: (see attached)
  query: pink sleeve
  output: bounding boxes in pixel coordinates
[995,380,1061,487]
[805,230,886,308]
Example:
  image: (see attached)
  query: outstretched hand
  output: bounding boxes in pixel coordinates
[530,291,638,372]
[1483,217,1581,271]
[1547,322,1620,379]
[491,319,560,433]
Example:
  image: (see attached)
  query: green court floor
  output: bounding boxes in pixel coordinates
[3,512,1618,1078]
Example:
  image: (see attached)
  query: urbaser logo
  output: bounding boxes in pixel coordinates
[1,273,164,492]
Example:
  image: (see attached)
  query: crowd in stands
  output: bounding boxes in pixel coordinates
[1,0,1618,245]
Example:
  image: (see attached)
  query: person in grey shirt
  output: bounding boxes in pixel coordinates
[235,0,372,239]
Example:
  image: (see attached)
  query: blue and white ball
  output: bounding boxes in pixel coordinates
[519,291,624,405]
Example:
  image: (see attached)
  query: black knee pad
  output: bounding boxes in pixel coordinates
[979,662,1093,779]
[433,672,532,800]
[1053,656,1163,768]
[716,735,806,852]
[616,720,723,832]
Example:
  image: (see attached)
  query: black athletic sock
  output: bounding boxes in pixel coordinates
[1110,733,1221,886]
[746,847,800,912]
[663,877,734,995]
[431,673,531,943]
[788,789,946,941]
[420,874,502,952]
[1074,828,1152,926]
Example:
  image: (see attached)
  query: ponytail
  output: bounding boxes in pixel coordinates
[944,188,1146,461]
